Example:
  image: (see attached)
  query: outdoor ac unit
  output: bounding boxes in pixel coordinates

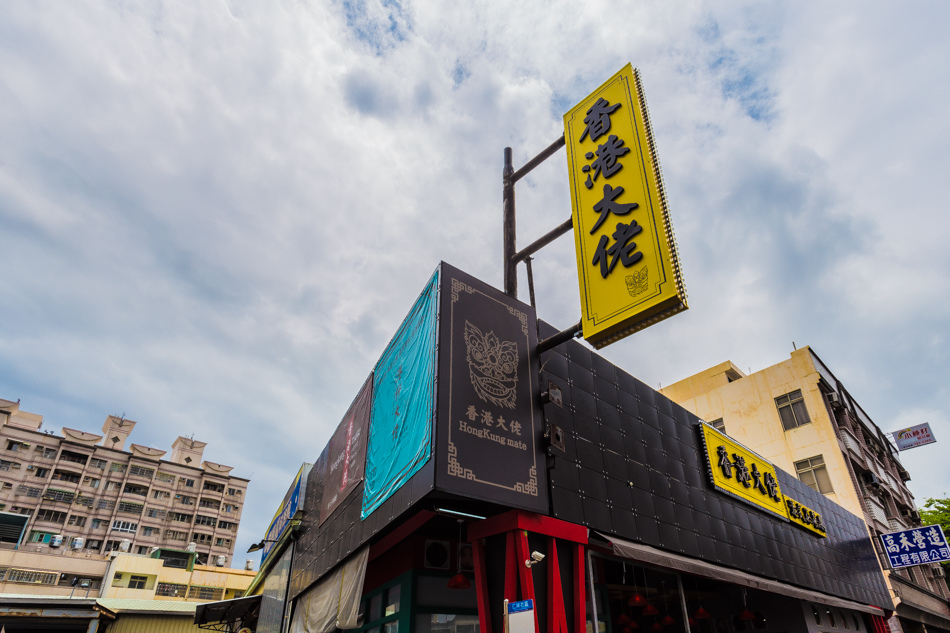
[186,542,197,552]
[827,393,843,409]
[72,537,84,549]
[26,465,35,471]
[119,539,131,552]
[936,567,945,578]
[424,540,451,570]
[215,555,227,567]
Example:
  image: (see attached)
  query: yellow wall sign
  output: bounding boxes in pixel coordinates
[784,495,827,537]
[563,64,687,349]
[698,423,828,537]
[698,422,788,521]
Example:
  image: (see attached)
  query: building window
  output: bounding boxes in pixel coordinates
[37,446,57,459]
[218,521,236,531]
[215,537,232,548]
[776,390,810,430]
[84,476,100,488]
[195,515,217,527]
[795,455,834,494]
[29,530,55,543]
[143,526,158,537]
[0,459,14,471]
[6,569,58,584]
[129,465,154,479]
[111,520,138,533]
[51,470,81,484]
[96,499,116,511]
[91,519,105,529]
[68,515,87,527]
[136,545,150,555]
[156,582,187,597]
[90,458,107,470]
[110,463,127,473]
[36,509,68,523]
[708,418,726,433]
[43,488,75,503]
[199,498,219,509]
[193,532,214,545]
[128,574,149,589]
[188,586,224,601]
[86,539,103,550]
[175,494,195,505]
[105,481,120,492]
[117,501,144,515]
[16,485,41,498]
[146,508,167,519]
[153,490,170,500]
[165,529,188,541]
[180,478,195,488]
[124,483,149,496]
[33,467,50,478]
[227,488,242,496]
[6,441,28,452]
[60,450,89,465]
[170,512,193,523]
[203,482,225,493]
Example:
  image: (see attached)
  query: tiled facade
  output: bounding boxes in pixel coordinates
[0,398,248,567]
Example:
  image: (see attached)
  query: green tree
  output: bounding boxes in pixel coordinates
[919,496,950,589]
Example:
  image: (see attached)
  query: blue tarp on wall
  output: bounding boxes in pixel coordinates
[361,269,439,519]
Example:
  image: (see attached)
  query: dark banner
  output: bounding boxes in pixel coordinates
[320,375,373,525]
[436,263,547,512]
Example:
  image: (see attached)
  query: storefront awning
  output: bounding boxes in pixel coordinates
[194,594,261,631]
[596,532,886,617]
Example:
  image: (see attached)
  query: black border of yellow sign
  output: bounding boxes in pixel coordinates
[563,64,687,349]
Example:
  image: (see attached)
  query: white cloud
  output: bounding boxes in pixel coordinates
[2,0,949,561]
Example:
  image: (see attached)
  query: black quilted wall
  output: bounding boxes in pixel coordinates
[539,322,891,610]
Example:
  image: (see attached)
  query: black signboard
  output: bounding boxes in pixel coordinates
[435,263,547,512]
[320,375,372,525]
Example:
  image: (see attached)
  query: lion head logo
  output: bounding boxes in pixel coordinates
[464,321,518,409]
[625,266,649,297]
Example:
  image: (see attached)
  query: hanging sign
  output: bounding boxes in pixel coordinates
[564,64,687,349]
[880,525,950,569]
[892,423,936,451]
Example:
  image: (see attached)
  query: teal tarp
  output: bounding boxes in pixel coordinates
[361,269,439,519]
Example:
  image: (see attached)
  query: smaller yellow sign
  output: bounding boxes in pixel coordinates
[783,496,827,537]
[698,423,787,521]
[563,64,687,348]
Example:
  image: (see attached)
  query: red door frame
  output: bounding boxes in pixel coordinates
[468,510,589,633]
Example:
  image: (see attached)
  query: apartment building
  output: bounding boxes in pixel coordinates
[0,398,248,568]
[660,347,949,633]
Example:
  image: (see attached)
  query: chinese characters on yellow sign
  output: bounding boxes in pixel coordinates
[563,64,687,348]
[699,422,827,537]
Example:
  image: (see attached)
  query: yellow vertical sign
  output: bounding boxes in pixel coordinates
[564,64,687,348]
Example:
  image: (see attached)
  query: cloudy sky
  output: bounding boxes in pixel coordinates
[2,1,949,563]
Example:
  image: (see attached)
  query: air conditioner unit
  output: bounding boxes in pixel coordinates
[50,535,63,548]
[215,555,227,567]
[424,540,451,570]
[72,537,84,549]
[245,559,254,571]
[186,542,197,552]
[827,393,843,409]
[862,473,882,487]
[936,567,945,578]
[119,539,132,552]
[26,465,35,471]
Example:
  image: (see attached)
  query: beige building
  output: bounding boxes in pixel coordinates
[0,397,248,569]
[661,346,950,633]
[0,546,254,600]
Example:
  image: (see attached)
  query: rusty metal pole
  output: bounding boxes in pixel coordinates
[503,147,517,298]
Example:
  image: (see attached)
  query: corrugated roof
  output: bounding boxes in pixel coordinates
[96,599,199,615]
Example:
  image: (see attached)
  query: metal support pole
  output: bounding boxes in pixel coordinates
[512,217,573,265]
[503,147,517,298]
[537,320,583,355]
[525,257,537,309]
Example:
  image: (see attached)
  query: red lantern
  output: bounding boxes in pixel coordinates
[446,573,471,590]
[642,604,659,616]
[694,608,711,620]
[629,593,648,607]
[739,609,756,621]
[661,615,676,626]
